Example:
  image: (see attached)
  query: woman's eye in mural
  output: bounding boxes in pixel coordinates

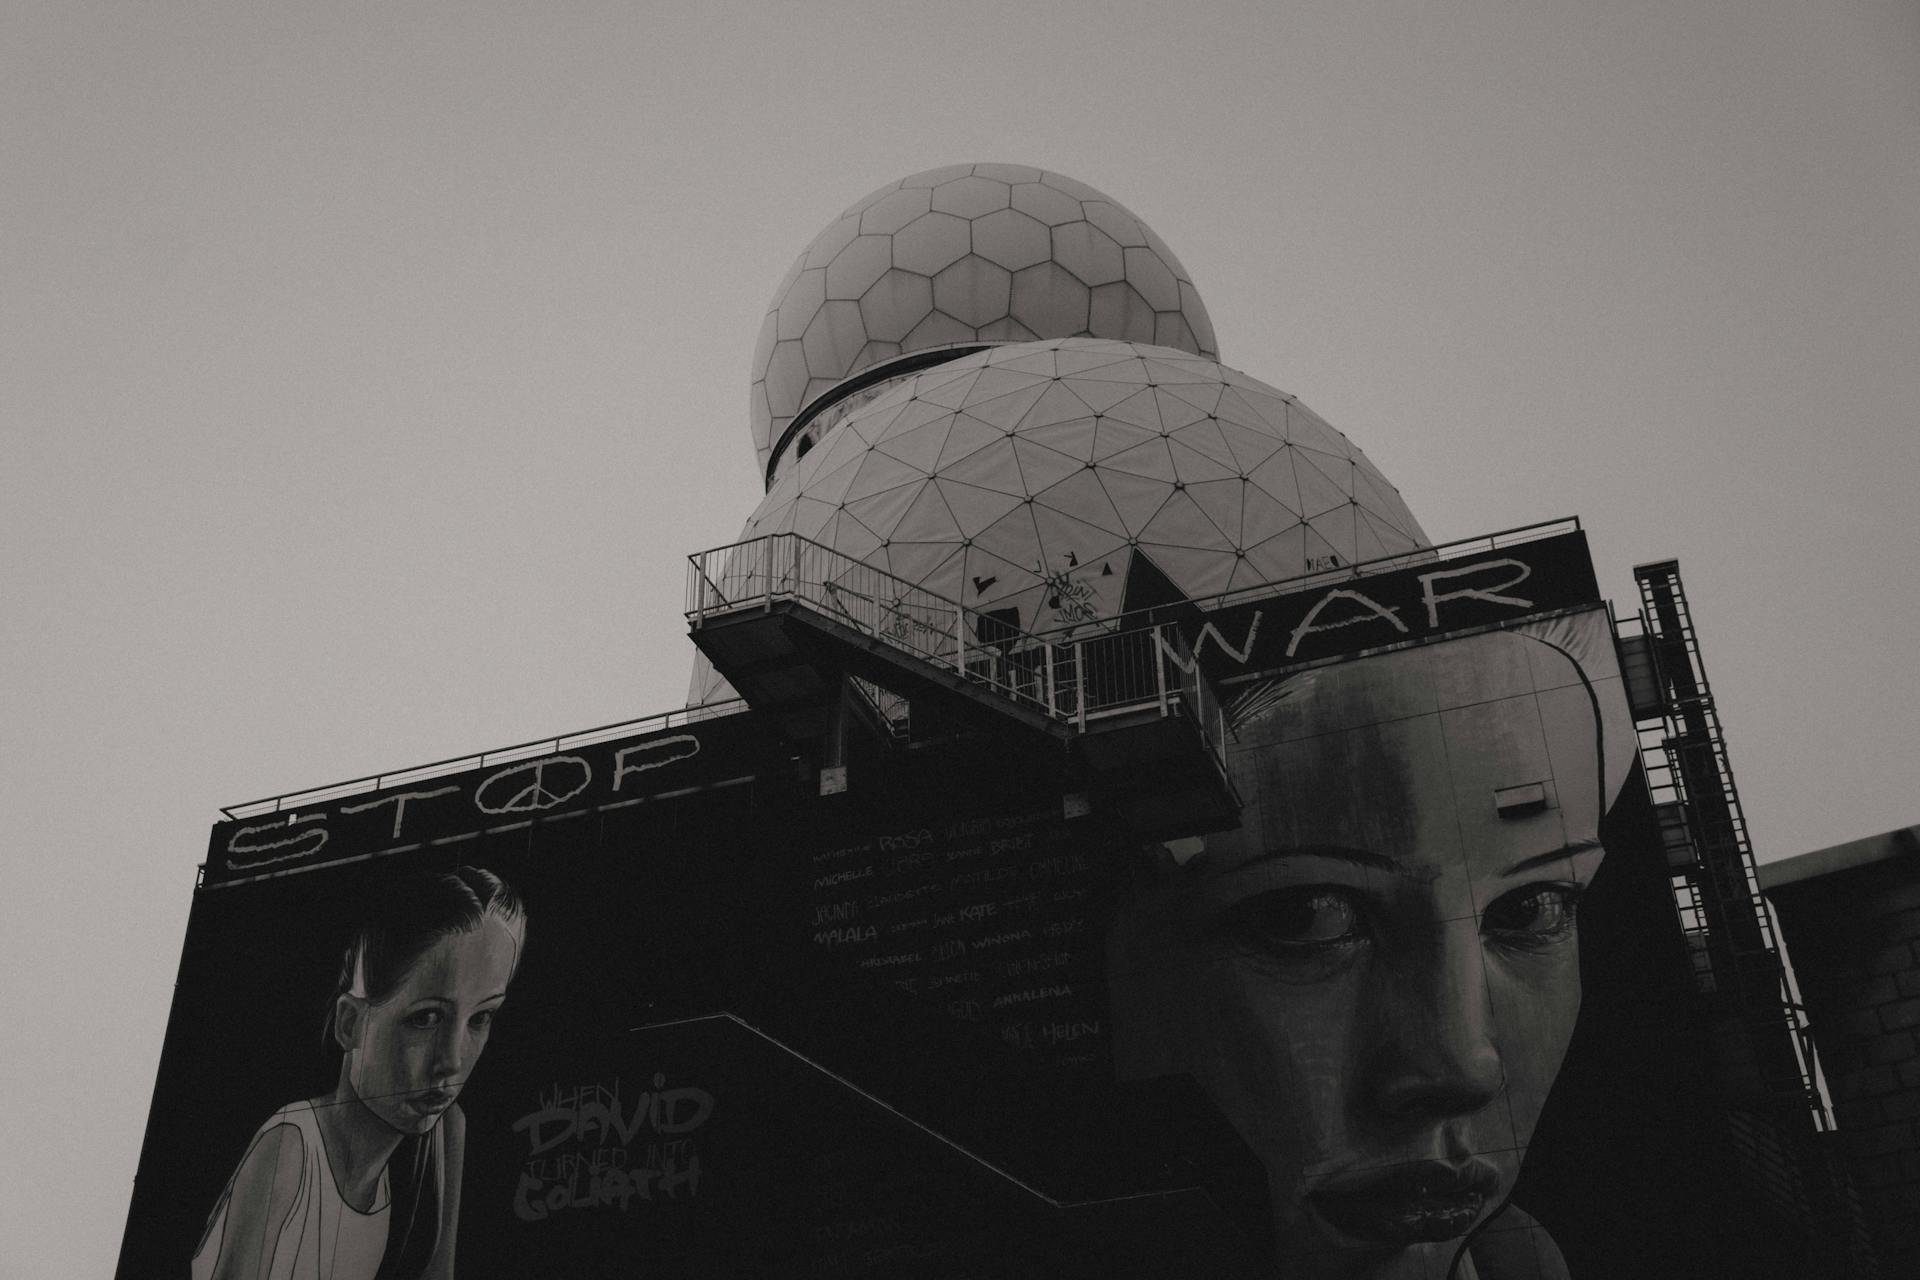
[1481,883,1583,952]
[404,1007,445,1031]
[1213,885,1371,978]
[469,1008,496,1031]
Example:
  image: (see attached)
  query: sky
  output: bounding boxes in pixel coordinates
[4,1,1916,1271]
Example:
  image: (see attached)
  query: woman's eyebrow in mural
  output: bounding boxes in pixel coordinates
[1498,838,1604,878]
[1246,847,1442,883]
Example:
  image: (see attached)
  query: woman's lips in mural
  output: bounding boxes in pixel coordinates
[411,1087,456,1117]
[1308,1160,1500,1247]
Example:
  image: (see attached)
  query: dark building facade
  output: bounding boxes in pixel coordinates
[1763,825,1920,1275]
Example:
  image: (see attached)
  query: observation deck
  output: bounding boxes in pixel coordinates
[685,533,1239,836]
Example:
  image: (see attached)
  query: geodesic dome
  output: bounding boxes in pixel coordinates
[751,164,1218,485]
[691,338,1429,704]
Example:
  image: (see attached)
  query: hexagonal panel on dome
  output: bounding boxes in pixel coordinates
[749,165,1220,487]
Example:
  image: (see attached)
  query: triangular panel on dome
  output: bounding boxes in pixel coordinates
[1090,418,1159,464]
[957,544,1042,607]
[1062,374,1149,416]
[1293,450,1353,519]
[1357,504,1426,557]
[960,378,1053,432]
[844,477,929,538]
[820,511,884,563]
[1169,416,1238,471]
[989,346,1067,377]
[913,365,985,411]
[1185,477,1247,547]
[1245,523,1308,585]
[1020,415,1099,462]
[1027,500,1130,572]
[1139,489,1235,552]
[1235,383,1295,428]
[1094,467,1176,537]
[933,477,1027,538]
[751,497,798,537]
[1052,342,1138,377]
[967,497,1044,565]
[912,551,969,607]
[1352,465,1422,539]
[1105,435,1175,485]
[1032,467,1129,538]
[1214,384,1280,435]
[888,393,969,436]
[1294,441,1355,476]
[790,496,838,541]
[1284,404,1353,457]
[796,414,855,464]
[1069,351,1153,384]
[1351,508,1397,564]
[1016,379,1099,431]
[805,454,868,508]
[965,365,1052,406]
[1140,355,1218,387]
[1216,419,1287,473]
[1149,387,1212,433]
[882,539,965,591]
[1225,556,1278,595]
[1097,386,1165,433]
[941,439,1029,497]
[933,413,1013,473]
[1010,437,1086,494]
[845,451,932,502]
[874,417,957,474]
[1246,450,1304,517]
[1159,378,1225,419]
[1166,438,1241,485]
[1240,476,1304,542]
[889,478,964,545]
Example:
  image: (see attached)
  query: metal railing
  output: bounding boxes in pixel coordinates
[686,533,1228,766]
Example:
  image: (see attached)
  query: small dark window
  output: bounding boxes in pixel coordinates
[796,433,815,458]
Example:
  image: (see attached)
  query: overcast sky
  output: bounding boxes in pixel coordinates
[5,2,1917,1271]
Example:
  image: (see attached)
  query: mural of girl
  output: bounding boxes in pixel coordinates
[192,866,527,1280]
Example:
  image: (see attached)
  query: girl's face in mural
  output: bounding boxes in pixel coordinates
[1111,636,1610,1278]
[340,916,521,1136]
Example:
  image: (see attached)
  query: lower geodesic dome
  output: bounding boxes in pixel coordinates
[690,338,1428,704]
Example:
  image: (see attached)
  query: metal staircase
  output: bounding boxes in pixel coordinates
[1620,561,1871,1274]
[1625,560,1824,1114]
[685,533,1240,835]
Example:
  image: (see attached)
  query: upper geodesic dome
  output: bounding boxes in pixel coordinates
[750,164,1218,487]
[692,338,1429,704]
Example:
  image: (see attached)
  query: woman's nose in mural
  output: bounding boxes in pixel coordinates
[1366,918,1505,1124]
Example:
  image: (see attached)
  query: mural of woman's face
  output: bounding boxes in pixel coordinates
[338,915,521,1136]
[1110,632,1615,1278]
